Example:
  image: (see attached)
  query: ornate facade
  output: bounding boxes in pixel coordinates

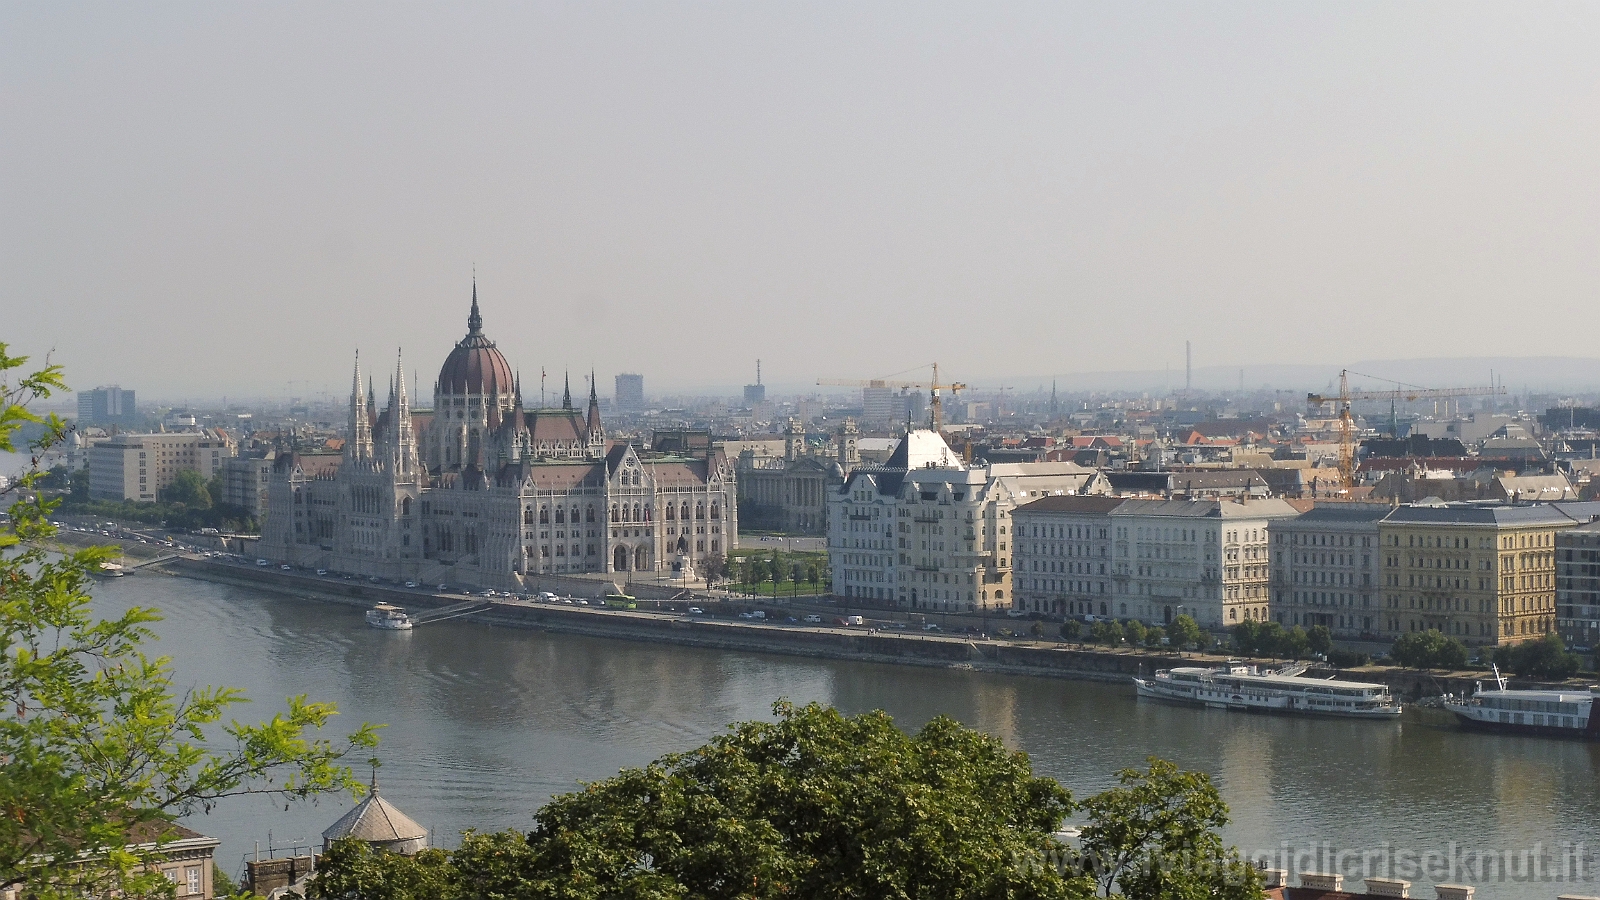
[260,288,737,588]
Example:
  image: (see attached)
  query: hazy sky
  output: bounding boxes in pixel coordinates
[4,3,1598,402]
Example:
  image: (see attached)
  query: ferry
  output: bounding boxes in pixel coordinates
[1134,664,1402,719]
[1443,667,1598,739]
[365,603,414,630]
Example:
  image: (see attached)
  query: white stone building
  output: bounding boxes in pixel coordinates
[87,430,235,502]
[1268,503,1390,638]
[1012,496,1123,617]
[829,430,1096,612]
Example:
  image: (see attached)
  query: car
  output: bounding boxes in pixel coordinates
[404,581,418,588]
[536,592,559,603]
[802,614,823,624]
[256,559,269,566]
[574,599,589,606]
[562,598,574,605]
[368,576,381,583]
[1006,609,1028,619]
[437,584,449,592]
[315,569,328,576]
[738,611,755,619]
[784,616,799,624]
[280,564,292,570]
[687,607,705,615]
[480,590,496,598]
[923,623,941,632]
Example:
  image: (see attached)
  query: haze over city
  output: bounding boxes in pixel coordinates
[5,3,1599,400]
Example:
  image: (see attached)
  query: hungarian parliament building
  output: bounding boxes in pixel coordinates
[260,288,737,589]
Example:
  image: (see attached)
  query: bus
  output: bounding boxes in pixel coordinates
[603,593,638,610]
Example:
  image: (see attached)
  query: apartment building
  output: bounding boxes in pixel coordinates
[1269,504,1390,639]
[220,451,276,518]
[1556,520,1600,654]
[88,430,236,502]
[1110,498,1302,630]
[1012,496,1122,616]
[829,430,1097,612]
[1377,503,1600,646]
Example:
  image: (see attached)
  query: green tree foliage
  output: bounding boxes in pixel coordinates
[1078,759,1261,900]
[1166,615,1201,651]
[313,708,1261,900]
[805,562,821,593]
[1142,626,1166,650]
[1307,625,1334,658]
[1031,620,1046,638]
[1231,621,1315,659]
[1059,620,1082,642]
[1091,620,1125,647]
[1123,619,1148,647]
[158,468,213,509]
[1492,633,1581,681]
[1389,630,1470,670]
[0,344,380,899]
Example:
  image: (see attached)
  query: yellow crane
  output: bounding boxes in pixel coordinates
[1307,370,1506,490]
[818,363,967,431]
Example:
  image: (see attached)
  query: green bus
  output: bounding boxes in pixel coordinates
[603,593,638,610]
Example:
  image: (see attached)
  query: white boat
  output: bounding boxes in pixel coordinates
[1134,663,1402,719]
[365,603,414,630]
[1443,666,1597,740]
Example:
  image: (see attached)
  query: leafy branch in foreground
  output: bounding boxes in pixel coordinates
[0,343,382,898]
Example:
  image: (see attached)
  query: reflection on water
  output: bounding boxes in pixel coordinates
[90,573,1598,899]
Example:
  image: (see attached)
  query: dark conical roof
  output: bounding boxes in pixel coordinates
[437,284,514,395]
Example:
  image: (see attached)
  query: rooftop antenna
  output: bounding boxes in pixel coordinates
[1185,340,1192,393]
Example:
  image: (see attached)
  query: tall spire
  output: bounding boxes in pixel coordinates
[391,348,417,476]
[563,371,572,409]
[586,368,603,442]
[468,278,483,335]
[349,351,372,461]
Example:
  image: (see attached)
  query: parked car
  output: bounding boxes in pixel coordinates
[536,592,559,603]
[404,581,418,588]
[315,568,328,576]
[574,599,589,606]
[688,607,705,615]
[280,564,292,570]
[802,614,823,624]
[256,559,269,566]
[923,623,941,632]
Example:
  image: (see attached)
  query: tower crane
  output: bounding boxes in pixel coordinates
[1306,370,1506,490]
[818,363,967,431]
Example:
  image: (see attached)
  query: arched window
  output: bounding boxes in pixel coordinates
[401,497,411,516]
[555,506,565,524]
[621,505,631,523]
[710,502,720,520]
[695,501,705,520]
[643,504,652,522]
[610,504,619,523]
[666,504,676,520]
[524,507,534,525]
[681,502,690,521]
[539,506,550,524]
[571,506,580,525]
[633,503,642,522]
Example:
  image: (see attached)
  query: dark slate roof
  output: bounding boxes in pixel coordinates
[1382,504,1577,525]
[1277,503,1395,525]
[1012,496,1126,515]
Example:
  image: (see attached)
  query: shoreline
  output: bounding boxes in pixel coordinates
[147,556,1548,699]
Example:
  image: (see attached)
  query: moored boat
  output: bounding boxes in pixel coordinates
[365,603,414,630]
[1443,666,1597,739]
[1134,663,1402,719]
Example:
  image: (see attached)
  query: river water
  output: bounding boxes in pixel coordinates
[71,570,1600,899]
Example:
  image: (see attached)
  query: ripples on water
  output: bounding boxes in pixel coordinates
[89,573,1598,899]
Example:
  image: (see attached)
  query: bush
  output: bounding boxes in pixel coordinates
[1389,630,1470,670]
[1230,621,1314,659]
[1326,648,1371,668]
[1091,619,1125,646]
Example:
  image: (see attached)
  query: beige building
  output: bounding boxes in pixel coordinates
[220,451,276,517]
[87,430,236,502]
[1377,503,1600,646]
[829,430,1097,612]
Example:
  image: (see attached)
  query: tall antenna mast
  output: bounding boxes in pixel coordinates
[1185,341,1192,393]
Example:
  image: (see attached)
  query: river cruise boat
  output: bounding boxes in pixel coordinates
[1443,667,1597,739]
[1134,664,1402,719]
[365,603,414,630]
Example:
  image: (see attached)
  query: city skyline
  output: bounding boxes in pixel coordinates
[6,4,1600,398]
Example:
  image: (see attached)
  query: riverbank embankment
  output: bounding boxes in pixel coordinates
[146,557,1590,698]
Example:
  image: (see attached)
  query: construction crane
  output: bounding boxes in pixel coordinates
[818,363,967,431]
[1307,370,1506,490]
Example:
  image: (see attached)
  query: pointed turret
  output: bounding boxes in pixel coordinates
[391,349,418,477]
[468,278,483,335]
[585,369,603,442]
[562,371,572,410]
[348,351,372,461]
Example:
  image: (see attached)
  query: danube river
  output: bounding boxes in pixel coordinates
[85,571,1598,898]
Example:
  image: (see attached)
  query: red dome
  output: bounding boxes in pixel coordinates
[437,290,515,396]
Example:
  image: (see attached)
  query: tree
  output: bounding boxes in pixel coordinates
[0,345,380,899]
[768,553,787,596]
[1307,625,1334,658]
[1060,620,1082,642]
[1091,620,1124,647]
[701,552,727,584]
[1143,626,1166,650]
[1493,633,1581,681]
[790,562,805,596]
[1390,630,1469,670]
[1077,759,1261,900]
[159,468,212,509]
[745,557,768,594]
[313,707,1267,900]
[805,562,821,594]
[481,702,1079,899]
[1280,626,1311,660]
[1231,620,1260,656]
[1167,615,1201,652]
[1123,619,1147,647]
[1031,620,1046,638]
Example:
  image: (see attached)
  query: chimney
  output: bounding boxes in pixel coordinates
[1259,869,1288,889]
[1434,886,1474,900]
[1300,873,1345,892]
[1364,878,1411,898]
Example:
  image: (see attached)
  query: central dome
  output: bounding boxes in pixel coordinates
[437,286,515,396]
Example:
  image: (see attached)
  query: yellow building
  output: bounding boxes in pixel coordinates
[1378,504,1588,646]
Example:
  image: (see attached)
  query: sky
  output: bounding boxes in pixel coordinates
[4,3,1598,403]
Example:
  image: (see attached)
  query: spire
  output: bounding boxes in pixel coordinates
[586,369,603,442]
[391,348,417,477]
[349,351,372,461]
[563,371,572,409]
[468,278,483,335]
